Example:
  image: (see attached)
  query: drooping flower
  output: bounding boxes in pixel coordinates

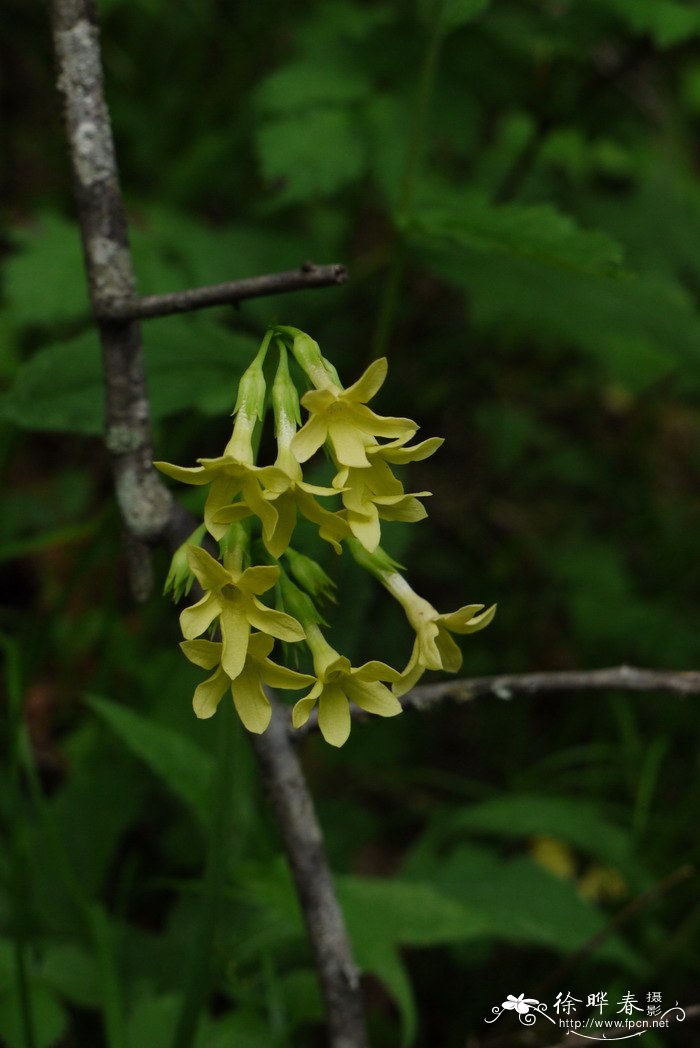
[291,624,402,746]
[291,357,419,469]
[179,546,305,681]
[381,572,496,695]
[215,347,348,556]
[181,634,314,732]
[154,410,289,541]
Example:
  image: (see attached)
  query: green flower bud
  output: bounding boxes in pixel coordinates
[164,524,207,602]
[276,326,338,391]
[346,537,405,580]
[285,547,336,603]
[278,570,327,627]
[233,331,272,420]
[272,343,301,430]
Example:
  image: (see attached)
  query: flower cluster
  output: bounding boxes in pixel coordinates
[157,327,495,746]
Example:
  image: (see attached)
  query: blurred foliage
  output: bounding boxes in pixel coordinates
[2,0,700,1045]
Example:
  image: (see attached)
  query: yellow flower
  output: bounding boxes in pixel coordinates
[154,410,288,540]
[291,357,418,469]
[381,573,496,695]
[181,634,314,732]
[331,435,444,550]
[291,624,402,747]
[215,425,348,557]
[179,546,305,681]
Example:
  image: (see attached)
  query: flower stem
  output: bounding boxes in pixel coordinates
[170,700,234,1048]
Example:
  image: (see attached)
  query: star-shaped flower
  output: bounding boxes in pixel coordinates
[291,358,418,469]
[379,573,495,695]
[181,634,314,732]
[291,625,402,746]
[179,546,305,681]
[154,411,289,540]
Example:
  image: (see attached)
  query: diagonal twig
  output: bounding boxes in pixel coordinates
[96,263,348,321]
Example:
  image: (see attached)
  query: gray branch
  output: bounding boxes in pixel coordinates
[251,696,368,1048]
[50,0,172,598]
[49,2,368,1046]
[96,263,348,321]
[403,664,700,709]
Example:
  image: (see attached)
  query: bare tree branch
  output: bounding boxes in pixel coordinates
[402,665,700,709]
[50,0,173,598]
[96,263,348,321]
[294,664,700,739]
[251,695,368,1048]
[49,3,368,1046]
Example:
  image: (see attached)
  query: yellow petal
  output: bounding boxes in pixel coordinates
[292,692,319,728]
[376,436,444,464]
[204,476,242,539]
[345,678,403,717]
[248,598,306,643]
[328,418,372,468]
[435,628,463,673]
[290,414,328,463]
[192,667,229,719]
[354,660,402,683]
[239,565,280,595]
[263,492,297,559]
[417,622,442,670]
[317,684,351,747]
[349,403,418,440]
[179,591,219,640]
[186,545,231,591]
[347,508,381,552]
[154,461,211,485]
[343,357,388,403]
[247,632,276,660]
[392,641,425,697]
[220,602,250,680]
[180,639,222,670]
[377,496,429,523]
[230,666,272,734]
[260,658,315,691]
[211,502,253,526]
[440,603,496,634]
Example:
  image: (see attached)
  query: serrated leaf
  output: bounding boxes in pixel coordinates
[256,61,372,114]
[87,695,214,823]
[409,197,623,276]
[0,317,256,435]
[256,107,367,203]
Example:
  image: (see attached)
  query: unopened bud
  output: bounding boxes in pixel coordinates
[285,547,336,603]
[164,525,206,602]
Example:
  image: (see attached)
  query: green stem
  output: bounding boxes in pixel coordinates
[171,700,234,1048]
[372,0,447,358]
[2,636,36,1048]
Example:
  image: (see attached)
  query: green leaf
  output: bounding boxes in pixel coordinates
[256,61,372,114]
[409,196,623,276]
[440,793,635,871]
[5,213,90,326]
[0,316,256,435]
[256,107,367,204]
[87,695,214,823]
[443,0,490,32]
[0,984,68,1048]
[39,943,101,1008]
[600,0,700,47]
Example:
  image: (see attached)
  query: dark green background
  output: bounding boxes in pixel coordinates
[1,1,700,1045]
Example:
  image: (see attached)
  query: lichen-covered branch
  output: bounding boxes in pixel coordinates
[403,664,700,709]
[96,263,348,321]
[50,0,172,596]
